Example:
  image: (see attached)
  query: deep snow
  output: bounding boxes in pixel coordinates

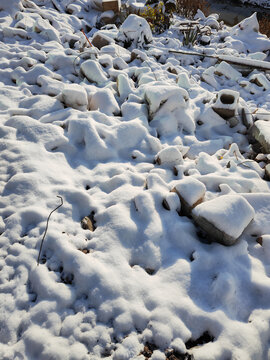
[0,0,270,359]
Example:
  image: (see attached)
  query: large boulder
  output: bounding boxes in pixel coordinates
[192,194,255,246]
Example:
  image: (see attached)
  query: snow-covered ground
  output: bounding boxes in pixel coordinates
[1,0,270,359]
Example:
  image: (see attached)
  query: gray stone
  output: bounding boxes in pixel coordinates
[265,164,270,181]
[251,120,270,153]
[92,32,113,49]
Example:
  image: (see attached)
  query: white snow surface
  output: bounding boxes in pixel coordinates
[0,2,270,360]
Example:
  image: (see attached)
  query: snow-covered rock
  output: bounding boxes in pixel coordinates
[91,31,114,49]
[163,192,181,212]
[117,73,134,100]
[145,85,188,117]
[192,194,255,245]
[60,84,88,111]
[0,0,23,16]
[265,164,270,181]
[155,146,183,166]
[80,60,108,85]
[171,177,206,215]
[89,88,120,115]
[251,120,270,153]
[118,14,152,48]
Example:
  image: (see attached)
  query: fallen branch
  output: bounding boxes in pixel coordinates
[37,196,63,266]
[168,49,270,72]
[81,29,93,48]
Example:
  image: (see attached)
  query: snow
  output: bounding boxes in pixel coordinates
[1,2,270,359]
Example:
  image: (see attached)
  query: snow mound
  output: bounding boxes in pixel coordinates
[118,14,152,48]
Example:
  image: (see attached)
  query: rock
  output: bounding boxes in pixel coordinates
[241,106,253,129]
[81,213,96,231]
[164,0,176,13]
[99,10,117,25]
[265,164,270,181]
[130,49,148,62]
[162,192,180,212]
[155,146,183,166]
[80,60,108,85]
[199,35,210,46]
[251,120,270,153]
[60,84,88,111]
[145,85,188,118]
[192,195,255,246]
[171,177,206,216]
[118,14,152,48]
[89,88,120,115]
[205,16,219,30]
[212,89,240,120]
[92,31,113,49]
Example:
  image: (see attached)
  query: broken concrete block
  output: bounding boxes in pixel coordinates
[212,89,239,120]
[251,120,270,153]
[215,61,242,81]
[192,194,255,246]
[249,73,270,90]
[171,177,206,216]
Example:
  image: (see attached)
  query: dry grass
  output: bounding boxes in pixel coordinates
[258,15,270,37]
[175,0,210,19]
